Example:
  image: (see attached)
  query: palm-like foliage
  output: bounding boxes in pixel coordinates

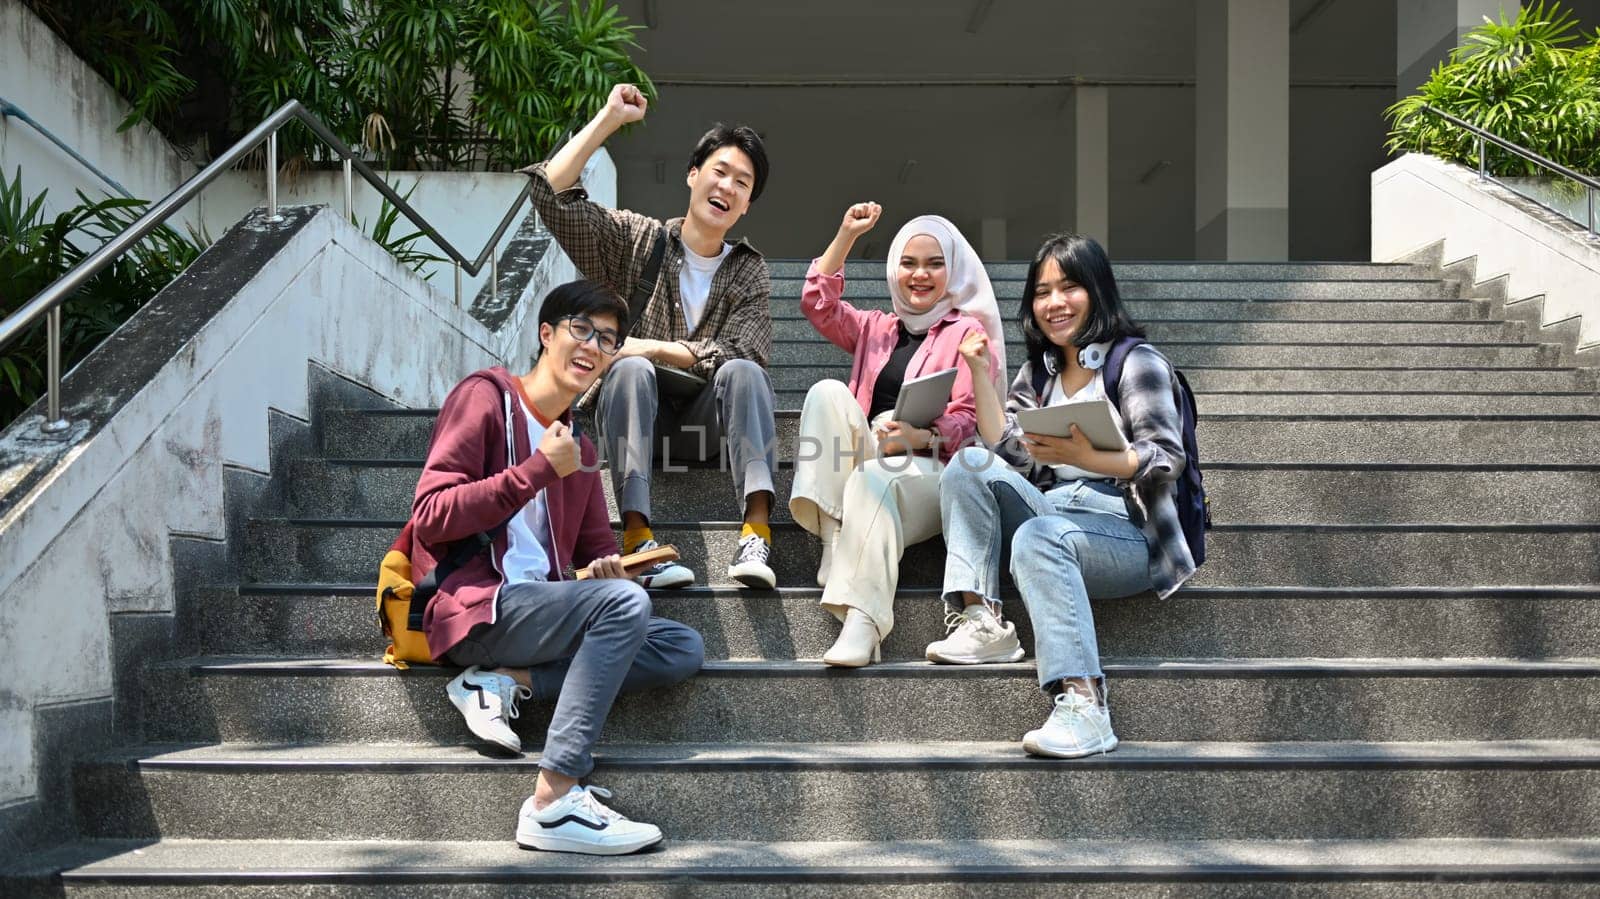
[23,0,652,171]
[0,169,203,426]
[1386,1,1600,176]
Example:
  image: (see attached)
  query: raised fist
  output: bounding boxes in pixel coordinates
[538,420,580,478]
[839,202,882,237]
[606,84,648,125]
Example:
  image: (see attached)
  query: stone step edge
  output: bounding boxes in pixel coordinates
[157,656,1600,679]
[267,518,1600,535]
[333,409,1600,421]
[52,837,1600,885]
[233,583,1600,601]
[308,460,1600,474]
[91,738,1600,772]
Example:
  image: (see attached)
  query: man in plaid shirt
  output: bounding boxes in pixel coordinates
[522,84,779,591]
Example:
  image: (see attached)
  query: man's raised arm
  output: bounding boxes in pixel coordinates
[545,84,648,191]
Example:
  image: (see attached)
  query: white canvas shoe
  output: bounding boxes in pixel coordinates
[630,538,694,589]
[924,604,1025,664]
[446,666,531,754]
[1022,689,1119,759]
[516,785,664,855]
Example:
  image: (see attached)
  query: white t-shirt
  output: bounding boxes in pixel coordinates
[678,241,731,333]
[1045,370,1127,483]
[500,397,556,585]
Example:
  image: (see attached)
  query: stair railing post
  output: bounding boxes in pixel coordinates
[343,157,353,222]
[1588,185,1595,237]
[454,261,462,308]
[1477,135,1486,181]
[266,132,283,223]
[41,306,69,434]
[490,254,498,306]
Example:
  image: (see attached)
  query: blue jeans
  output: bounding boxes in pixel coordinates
[939,447,1154,689]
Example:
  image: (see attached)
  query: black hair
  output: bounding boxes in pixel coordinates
[534,279,629,359]
[688,123,770,202]
[1019,233,1145,373]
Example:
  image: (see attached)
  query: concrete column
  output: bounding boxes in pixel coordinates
[1074,86,1110,246]
[1398,1,1520,101]
[1194,0,1289,261]
[980,217,1008,260]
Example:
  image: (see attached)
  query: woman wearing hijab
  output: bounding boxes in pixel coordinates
[790,203,1007,667]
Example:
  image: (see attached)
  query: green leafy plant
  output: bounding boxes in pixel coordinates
[1,168,456,428]
[0,168,203,426]
[23,0,653,171]
[359,183,447,277]
[1386,1,1600,177]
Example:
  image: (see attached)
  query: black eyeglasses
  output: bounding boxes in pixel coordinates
[560,316,622,355]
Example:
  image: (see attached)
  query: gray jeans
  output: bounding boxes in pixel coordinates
[594,356,778,521]
[445,577,703,777]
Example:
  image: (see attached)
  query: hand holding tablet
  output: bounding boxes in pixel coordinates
[1014,399,1129,451]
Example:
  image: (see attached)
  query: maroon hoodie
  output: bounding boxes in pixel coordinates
[410,367,618,659]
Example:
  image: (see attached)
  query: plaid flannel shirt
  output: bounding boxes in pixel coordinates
[988,345,1197,599]
[521,162,772,409]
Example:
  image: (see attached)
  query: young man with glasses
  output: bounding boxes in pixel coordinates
[521,83,779,590]
[412,280,703,854]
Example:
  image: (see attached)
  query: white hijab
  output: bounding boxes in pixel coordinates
[886,214,1007,391]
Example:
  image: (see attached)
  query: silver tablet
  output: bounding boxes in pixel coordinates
[1014,399,1129,451]
[891,367,959,428]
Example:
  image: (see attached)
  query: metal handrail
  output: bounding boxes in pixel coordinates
[1422,103,1600,235]
[0,95,134,198]
[2,99,532,434]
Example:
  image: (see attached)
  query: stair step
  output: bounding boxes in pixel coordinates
[765,259,1439,280]
[770,297,1492,321]
[767,317,1520,344]
[766,339,1555,367]
[320,410,1600,465]
[50,836,1600,893]
[767,277,1460,301]
[75,739,1600,841]
[1183,367,1600,392]
[206,584,1600,661]
[284,460,1600,524]
[139,655,1600,745]
[242,517,1600,588]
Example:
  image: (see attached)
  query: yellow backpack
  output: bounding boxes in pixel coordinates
[376,522,488,668]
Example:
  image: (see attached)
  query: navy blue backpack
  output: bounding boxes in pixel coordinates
[1032,336,1211,566]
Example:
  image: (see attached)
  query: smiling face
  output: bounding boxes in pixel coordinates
[896,234,949,313]
[539,312,620,396]
[1031,257,1093,348]
[685,145,755,237]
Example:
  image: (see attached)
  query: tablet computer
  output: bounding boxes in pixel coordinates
[1014,399,1128,451]
[891,367,959,428]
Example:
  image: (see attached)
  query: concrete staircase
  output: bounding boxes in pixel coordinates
[24,259,1600,893]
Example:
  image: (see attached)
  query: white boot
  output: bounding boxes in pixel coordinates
[822,608,881,667]
[817,515,840,588]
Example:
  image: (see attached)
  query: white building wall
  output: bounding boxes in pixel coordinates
[0,0,195,225]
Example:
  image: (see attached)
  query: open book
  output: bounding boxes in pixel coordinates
[1014,399,1129,451]
[574,543,682,579]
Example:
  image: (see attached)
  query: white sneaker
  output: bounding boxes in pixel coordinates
[630,538,694,589]
[924,604,1025,664]
[516,785,664,855]
[1023,689,1119,758]
[446,666,531,754]
[728,532,776,589]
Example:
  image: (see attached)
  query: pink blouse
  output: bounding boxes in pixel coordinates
[801,259,996,463]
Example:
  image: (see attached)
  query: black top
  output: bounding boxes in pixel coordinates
[868,323,929,421]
